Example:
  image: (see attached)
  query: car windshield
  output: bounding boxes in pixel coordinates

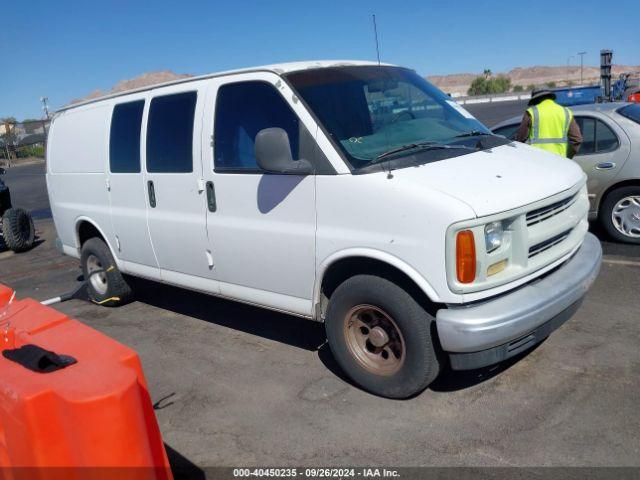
[286,66,493,170]
[617,104,640,125]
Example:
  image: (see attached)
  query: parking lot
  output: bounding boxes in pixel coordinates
[1,103,639,473]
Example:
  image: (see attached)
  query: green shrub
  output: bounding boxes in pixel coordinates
[17,144,45,158]
[467,75,512,96]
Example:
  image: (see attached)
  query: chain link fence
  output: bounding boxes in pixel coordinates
[0,119,50,166]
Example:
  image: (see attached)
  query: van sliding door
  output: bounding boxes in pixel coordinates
[143,85,216,287]
[108,96,158,276]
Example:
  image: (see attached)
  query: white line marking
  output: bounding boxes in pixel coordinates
[603,258,640,267]
[492,96,520,102]
[465,98,491,104]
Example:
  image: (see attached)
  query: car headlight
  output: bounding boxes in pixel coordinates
[484,221,504,253]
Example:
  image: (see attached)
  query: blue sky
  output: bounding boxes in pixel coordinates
[2,0,638,120]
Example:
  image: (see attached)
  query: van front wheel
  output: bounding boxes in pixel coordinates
[80,238,132,306]
[324,275,440,399]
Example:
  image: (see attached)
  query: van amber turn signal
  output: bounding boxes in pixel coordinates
[456,230,476,283]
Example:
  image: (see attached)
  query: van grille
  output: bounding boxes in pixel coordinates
[526,194,577,226]
[528,229,572,258]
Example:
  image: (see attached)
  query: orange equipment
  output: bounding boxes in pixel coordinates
[0,283,172,480]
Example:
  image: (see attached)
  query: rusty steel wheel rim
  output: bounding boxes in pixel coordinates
[343,304,406,376]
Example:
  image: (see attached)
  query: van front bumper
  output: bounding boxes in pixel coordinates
[435,232,602,370]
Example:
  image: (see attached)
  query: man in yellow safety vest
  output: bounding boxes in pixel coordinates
[515,89,582,158]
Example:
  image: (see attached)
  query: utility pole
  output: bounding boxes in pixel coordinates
[40,97,50,120]
[577,52,587,85]
[3,121,15,161]
[566,55,574,84]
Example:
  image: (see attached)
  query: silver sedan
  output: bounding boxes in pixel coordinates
[492,102,640,244]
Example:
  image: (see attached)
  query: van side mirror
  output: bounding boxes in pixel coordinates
[255,128,314,175]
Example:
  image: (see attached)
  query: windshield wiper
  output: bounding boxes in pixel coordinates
[453,130,494,139]
[372,142,476,164]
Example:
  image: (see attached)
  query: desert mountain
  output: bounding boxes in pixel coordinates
[69,64,640,105]
[428,64,640,96]
[69,71,193,105]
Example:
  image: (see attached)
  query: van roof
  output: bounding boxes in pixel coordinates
[57,60,394,113]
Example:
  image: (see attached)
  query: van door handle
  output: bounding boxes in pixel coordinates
[596,162,616,170]
[147,180,156,208]
[206,181,216,212]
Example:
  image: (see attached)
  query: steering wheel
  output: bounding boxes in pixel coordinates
[391,110,416,123]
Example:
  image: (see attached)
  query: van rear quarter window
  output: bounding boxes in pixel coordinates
[49,105,109,174]
[146,91,197,173]
[109,100,144,173]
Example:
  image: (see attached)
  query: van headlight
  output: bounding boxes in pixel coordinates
[484,221,504,253]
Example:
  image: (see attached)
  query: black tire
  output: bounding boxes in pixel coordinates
[324,275,440,399]
[0,185,11,216]
[599,186,640,244]
[2,207,35,252]
[80,237,132,306]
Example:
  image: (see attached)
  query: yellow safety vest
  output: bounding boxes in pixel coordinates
[527,99,572,157]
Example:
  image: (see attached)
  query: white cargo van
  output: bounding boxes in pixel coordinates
[47,61,602,398]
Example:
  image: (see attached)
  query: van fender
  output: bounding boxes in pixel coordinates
[73,216,124,270]
[313,248,441,319]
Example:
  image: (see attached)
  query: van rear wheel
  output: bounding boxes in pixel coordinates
[324,275,440,399]
[80,238,132,306]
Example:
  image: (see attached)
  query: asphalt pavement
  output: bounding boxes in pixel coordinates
[465,99,529,127]
[0,105,639,474]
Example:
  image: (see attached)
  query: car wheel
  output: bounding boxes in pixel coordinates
[600,186,640,244]
[324,274,440,399]
[2,207,35,252]
[80,238,132,306]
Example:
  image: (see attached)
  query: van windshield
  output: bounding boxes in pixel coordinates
[286,66,495,170]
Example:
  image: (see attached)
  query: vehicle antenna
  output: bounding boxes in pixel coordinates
[372,14,381,66]
[372,14,393,178]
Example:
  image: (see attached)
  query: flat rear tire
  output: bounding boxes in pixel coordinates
[80,238,132,306]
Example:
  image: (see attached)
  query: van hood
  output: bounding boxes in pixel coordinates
[389,142,586,217]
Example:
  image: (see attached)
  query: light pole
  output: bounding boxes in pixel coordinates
[577,52,587,85]
[40,97,50,120]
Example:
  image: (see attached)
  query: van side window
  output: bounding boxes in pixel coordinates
[109,100,144,173]
[147,91,197,173]
[214,82,300,172]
